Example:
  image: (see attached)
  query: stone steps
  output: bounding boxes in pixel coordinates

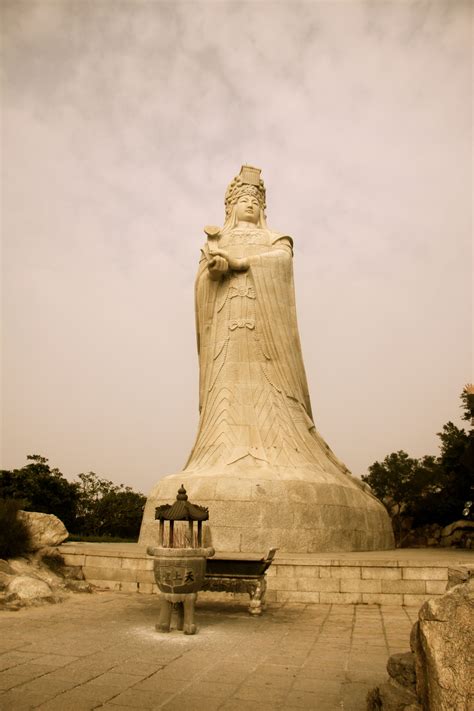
[58,543,473,606]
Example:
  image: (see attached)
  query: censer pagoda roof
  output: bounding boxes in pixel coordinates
[154,485,209,522]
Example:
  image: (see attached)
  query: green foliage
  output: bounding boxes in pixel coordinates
[362,451,419,516]
[429,421,473,525]
[75,472,146,538]
[460,385,474,422]
[362,390,474,544]
[0,499,31,558]
[0,455,79,530]
[0,458,145,541]
[92,490,146,538]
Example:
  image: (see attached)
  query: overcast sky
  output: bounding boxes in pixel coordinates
[1,0,472,494]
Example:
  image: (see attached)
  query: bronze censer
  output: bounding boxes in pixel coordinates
[147,486,214,634]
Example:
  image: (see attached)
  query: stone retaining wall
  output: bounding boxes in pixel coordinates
[59,544,473,605]
[266,561,448,606]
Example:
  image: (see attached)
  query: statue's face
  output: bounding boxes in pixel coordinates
[235,195,260,224]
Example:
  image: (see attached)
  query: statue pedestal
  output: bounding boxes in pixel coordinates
[139,464,394,553]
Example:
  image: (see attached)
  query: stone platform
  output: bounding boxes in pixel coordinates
[58,544,473,606]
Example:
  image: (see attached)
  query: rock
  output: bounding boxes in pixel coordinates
[17,511,68,550]
[0,560,15,575]
[8,554,64,589]
[439,520,474,548]
[446,565,473,590]
[6,575,54,602]
[33,546,64,565]
[0,560,15,589]
[61,565,85,581]
[0,571,14,590]
[367,687,382,709]
[8,557,34,575]
[366,680,419,710]
[28,565,64,588]
[64,579,93,593]
[387,652,416,690]
[1,551,94,607]
[413,578,474,710]
[441,520,474,539]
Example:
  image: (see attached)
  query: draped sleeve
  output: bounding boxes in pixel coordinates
[247,233,314,422]
[194,246,220,413]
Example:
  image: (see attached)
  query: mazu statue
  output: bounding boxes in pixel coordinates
[140,166,394,552]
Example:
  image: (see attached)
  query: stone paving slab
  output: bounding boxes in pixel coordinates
[0,591,419,710]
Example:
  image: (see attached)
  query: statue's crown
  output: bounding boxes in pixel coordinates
[225,165,266,218]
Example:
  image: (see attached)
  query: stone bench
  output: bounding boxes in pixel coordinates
[201,547,277,615]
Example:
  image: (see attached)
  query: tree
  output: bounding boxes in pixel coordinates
[362,388,474,543]
[74,471,145,538]
[0,455,79,530]
[0,499,31,558]
[361,451,443,544]
[0,457,146,540]
[460,383,474,422]
[362,451,418,516]
[93,490,146,538]
[431,421,472,524]
[74,472,117,533]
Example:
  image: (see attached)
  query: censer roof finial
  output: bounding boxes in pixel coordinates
[155,487,209,522]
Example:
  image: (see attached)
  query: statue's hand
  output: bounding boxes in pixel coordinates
[208,254,229,280]
[211,249,249,272]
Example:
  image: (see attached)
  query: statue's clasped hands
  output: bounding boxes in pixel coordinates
[208,249,249,278]
[204,224,249,279]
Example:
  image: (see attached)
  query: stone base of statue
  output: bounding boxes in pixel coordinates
[139,462,394,553]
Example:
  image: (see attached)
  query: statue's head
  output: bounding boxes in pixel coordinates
[235,194,260,224]
[224,165,267,229]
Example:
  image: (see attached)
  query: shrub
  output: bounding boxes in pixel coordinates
[0,498,31,558]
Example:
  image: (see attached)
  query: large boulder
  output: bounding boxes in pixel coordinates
[5,574,54,603]
[1,558,92,609]
[411,578,474,710]
[439,520,474,549]
[367,573,473,711]
[17,511,68,550]
[446,566,473,590]
[367,652,420,711]
[387,653,416,691]
[8,556,64,588]
[0,560,15,591]
[367,682,420,711]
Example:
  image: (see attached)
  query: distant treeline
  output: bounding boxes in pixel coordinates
[362,388,474,545]
[0,455,146,540]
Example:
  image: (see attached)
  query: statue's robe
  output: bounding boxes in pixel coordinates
[185,226,353,485]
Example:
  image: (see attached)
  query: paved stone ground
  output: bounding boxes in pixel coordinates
[0,592,418,710]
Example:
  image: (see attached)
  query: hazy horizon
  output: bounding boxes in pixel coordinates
[1,0,472,494]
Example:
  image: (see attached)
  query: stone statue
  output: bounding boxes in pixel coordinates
[140,166,394,552]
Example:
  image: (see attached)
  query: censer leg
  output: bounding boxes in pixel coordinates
[156,598,172,633]
[176,602,184,631]
[248,580,264,616]
[183,593,197,635]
